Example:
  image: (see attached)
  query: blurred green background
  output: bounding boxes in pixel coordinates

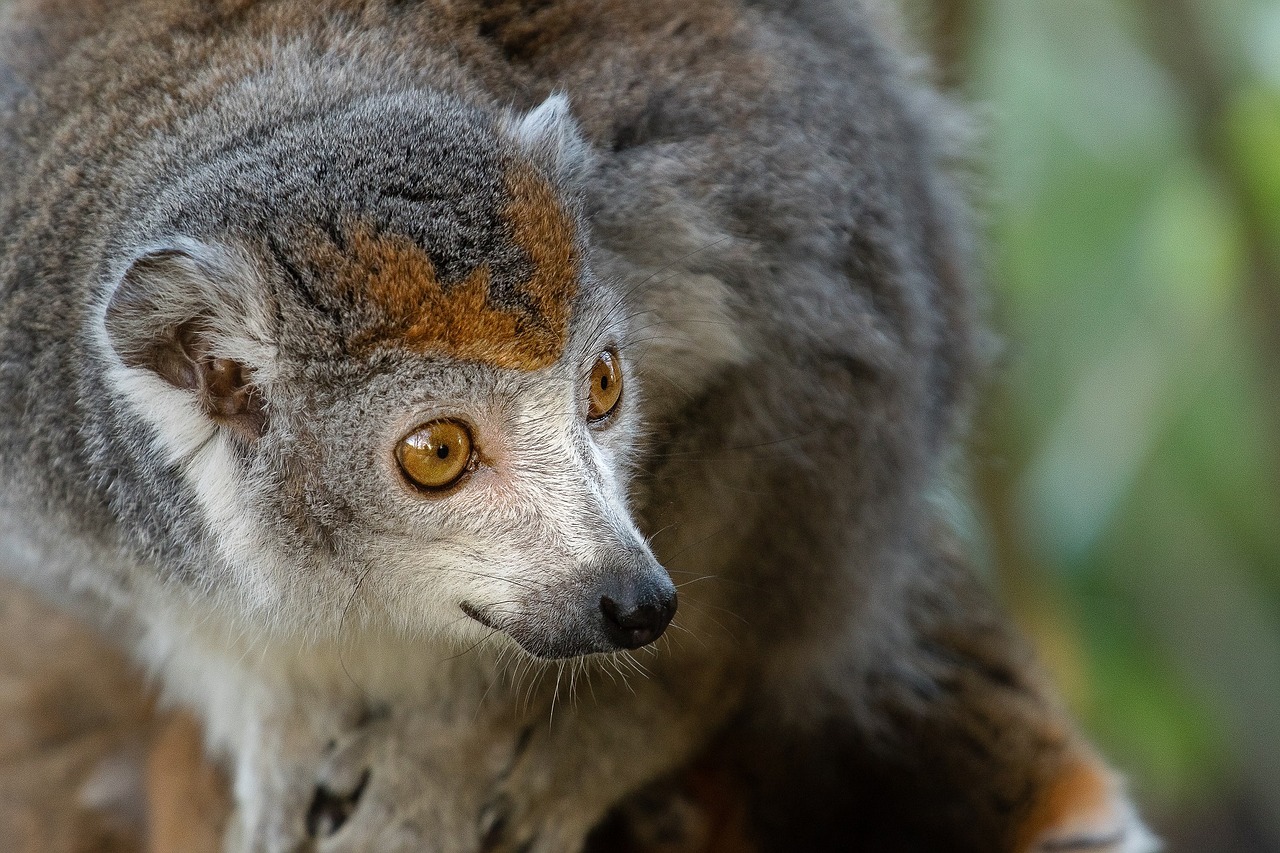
[910,0,1280,849]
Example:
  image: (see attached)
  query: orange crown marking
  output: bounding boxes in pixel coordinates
[317,162,579,370]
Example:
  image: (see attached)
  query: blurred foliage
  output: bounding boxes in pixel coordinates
[911,0,1280,848]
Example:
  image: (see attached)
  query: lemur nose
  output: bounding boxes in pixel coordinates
[599,577,677,650]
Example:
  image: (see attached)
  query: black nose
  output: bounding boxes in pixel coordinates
[599,578,677,650]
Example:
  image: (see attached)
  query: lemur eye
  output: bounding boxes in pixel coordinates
[587,350,623,423]
[396,419,474,492]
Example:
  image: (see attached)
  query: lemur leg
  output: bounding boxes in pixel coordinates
[878,550,1158,853]
[593,550,1156,853]
[1014,746,1156,853]
[753,551,1151,852]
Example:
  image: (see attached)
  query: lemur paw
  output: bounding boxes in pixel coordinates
[1019,752,1160,853]
[306,717,388,844]
[298,710,558,853]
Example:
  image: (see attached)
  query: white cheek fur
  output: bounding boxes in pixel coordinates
[105,361,286,620]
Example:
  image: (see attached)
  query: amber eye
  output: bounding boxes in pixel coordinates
[587,350,623,423]
[396,419,474,491]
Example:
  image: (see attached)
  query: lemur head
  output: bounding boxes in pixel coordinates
[96,92,675,660]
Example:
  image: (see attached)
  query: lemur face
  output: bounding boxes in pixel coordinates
[98,93,675,658]
[266,304,673,662]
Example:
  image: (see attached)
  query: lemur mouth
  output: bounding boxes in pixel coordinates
[459,601,500,631]
[458,601,590,660]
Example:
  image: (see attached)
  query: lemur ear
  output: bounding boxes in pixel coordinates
[104,241,275,440]
[506,93,591,182]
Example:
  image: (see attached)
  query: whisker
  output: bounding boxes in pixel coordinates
[337,564,373,700]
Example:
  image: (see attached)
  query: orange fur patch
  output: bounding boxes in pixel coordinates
[145,712,229,853]
[317,162,579,370]
[1016,749,1124,852]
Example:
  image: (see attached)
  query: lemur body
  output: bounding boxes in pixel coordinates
[0,1,1155,850]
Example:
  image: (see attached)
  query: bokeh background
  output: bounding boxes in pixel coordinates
[906,0,1280,849]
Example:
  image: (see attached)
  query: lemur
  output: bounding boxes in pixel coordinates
[0,0,1157,850]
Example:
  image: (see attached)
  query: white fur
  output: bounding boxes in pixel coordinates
[98,369,283,609]
[1118,802,1162,853]
[506,93,591,181]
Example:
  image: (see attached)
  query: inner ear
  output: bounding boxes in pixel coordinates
[173,323,267,440]
[105,245,270,440]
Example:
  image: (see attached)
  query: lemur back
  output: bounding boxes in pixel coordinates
[0,1,1154,851]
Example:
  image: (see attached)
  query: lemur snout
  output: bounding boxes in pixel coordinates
[464,554,677,659]
[597,575,677,651]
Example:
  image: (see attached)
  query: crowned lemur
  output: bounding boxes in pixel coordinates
[0,1,1156,851]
